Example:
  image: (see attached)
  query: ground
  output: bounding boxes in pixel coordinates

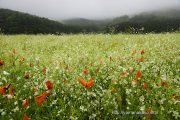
[0,33,180,119]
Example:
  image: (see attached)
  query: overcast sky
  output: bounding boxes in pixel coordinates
[0,0,180,20]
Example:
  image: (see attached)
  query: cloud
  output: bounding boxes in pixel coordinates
[0,0,179,19]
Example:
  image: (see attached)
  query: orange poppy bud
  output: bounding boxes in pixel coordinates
[83,66,88,75]
[141,50,145,55]
[0,59,5,66]
[22,97,29,108]
[45,80,53,90]
[23,112,30,120]
[143,82,148,89]
[136,69,141,80]
[42,67,46,74]
[35,91,49,106]
[9,87,14,95]
[0,86,7,94]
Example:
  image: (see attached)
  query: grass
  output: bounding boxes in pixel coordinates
[0,33,180,120]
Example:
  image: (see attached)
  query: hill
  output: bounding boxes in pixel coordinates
[0,9,80,34]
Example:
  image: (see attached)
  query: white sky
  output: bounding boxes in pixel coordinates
[0,0,180,20]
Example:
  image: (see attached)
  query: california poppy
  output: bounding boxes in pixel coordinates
[143,82,148,89]
[0,59,5,66]
[42,67,46,74]
[9,87,14,95]
[83,66,88,75]
[45,80,53,90]
[0,84,10,94]
[35,91,49,106]
[78,76,94,88]
[22,97,29,108]
[136,69,141,80]
[141,50,145,55]
[0,86,7,94]
[23,112,30,120]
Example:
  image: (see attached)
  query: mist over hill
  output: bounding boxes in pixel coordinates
[0,8,180,34]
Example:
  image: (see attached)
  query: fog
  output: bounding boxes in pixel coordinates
[0,0,180,20]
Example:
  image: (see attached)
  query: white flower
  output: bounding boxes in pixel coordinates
[12,107,19,112]
[3,71,10,75]
[126,89,132,95]
[139,96,145,102]
[14,101,18,105]
[1,111,6,116]
[140,105,145,111]
[6,94,14,99]
[173,111,180,119]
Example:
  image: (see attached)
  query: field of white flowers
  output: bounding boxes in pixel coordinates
[0,33,180,120]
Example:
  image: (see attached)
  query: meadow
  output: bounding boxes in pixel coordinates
[0,33,180,120]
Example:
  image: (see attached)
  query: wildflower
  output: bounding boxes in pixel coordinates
[141,50,145,55]
[78,76,94,88]
[22,97,29,108]
[139,56,144,62]
[136,69,141,80]
[9,87,14,95]
[131,80,137,87]
[23,112,30,120]
[0,84,10,94]
[12,48,16,54]
[3,71,10,75]
[122,69,129,77]
[32,86,38,94]
[139,96,145,102]
[172,94,179,100]
[83,66,88,75]
[35,91,49,106]
[0,86,7,94]
[143,82,148,89]
[0,59,5,66]
[65,64,69,70]
[24,73,31,79]
[45,80,53,90]
[42,67,46,74]
[19,57,25,64]
[161,80,167,86]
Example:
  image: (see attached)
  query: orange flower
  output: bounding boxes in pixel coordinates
[42,67,46,74]
[136,69,141,80]
[9,87,14,95]
[78,76,94,88]
[0,86,7,94]
[22,97,29,108]
[139,56,144,62]
[45,80,53,90]
[35,91,49,106]
[65,64,69,70]
[0,59,5,66]
[161,80,167,86]
[122,69,128,77]
[173,94,179,100]
[83,66,88,75]
[13,48,16,54]
[23,112,30,120]
[143,82,148,89]
[141,50,145,55]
